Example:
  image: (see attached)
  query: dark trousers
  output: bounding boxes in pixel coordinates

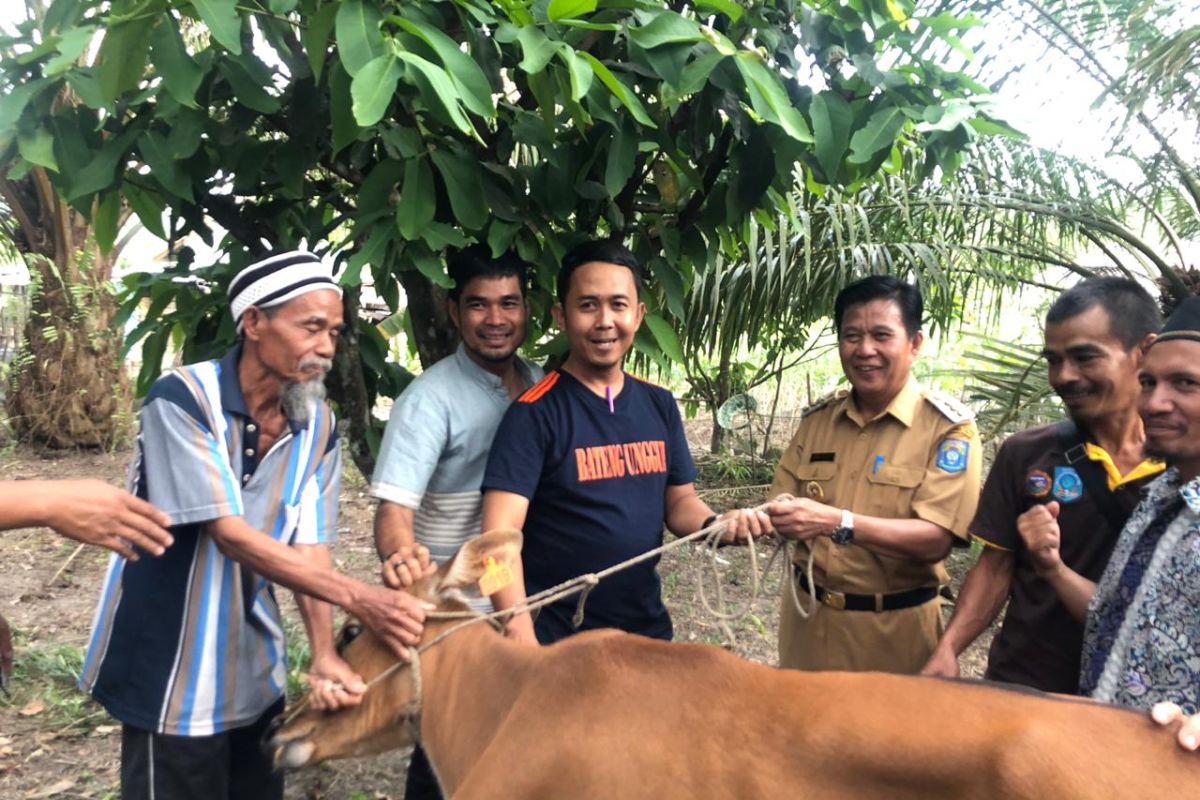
[120,697,285,800]
[405,744,444,800]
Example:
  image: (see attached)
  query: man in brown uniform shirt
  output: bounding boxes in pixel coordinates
[768,276,982,673]
[922,277,1162,692]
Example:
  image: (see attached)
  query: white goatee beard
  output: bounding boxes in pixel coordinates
[282,358,332,424]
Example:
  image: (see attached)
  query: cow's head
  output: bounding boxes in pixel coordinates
[266,529,523,769]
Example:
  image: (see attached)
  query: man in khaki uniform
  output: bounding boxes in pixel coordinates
[767,276,982,673]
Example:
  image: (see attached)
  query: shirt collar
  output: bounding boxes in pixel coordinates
[218,344,251,417]
[1177,469,1200,514]
[218,344,305,432]
[839,376,922,428]
[453,342,531,392]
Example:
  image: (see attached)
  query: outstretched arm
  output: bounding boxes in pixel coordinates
[0,479,173,559]
[480,490,537,645]
[922,546,1014,678]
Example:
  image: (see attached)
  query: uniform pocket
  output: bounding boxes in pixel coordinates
[791,462,838,503]
[867,465,923,488]
[862,464,924,517]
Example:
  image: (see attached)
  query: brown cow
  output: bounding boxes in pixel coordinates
[268,531,1200,799]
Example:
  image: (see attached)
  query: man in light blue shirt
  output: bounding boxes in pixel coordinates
[370,245,540,800]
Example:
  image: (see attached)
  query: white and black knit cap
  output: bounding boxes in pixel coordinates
[229,250,342,332]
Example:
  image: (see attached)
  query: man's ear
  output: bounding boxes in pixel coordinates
[448,297,461,331]
[910,329,925,356]
[551,303,565,332]
[242,306,267,341]
[437,529,523,595]
[1135,332,1158,364]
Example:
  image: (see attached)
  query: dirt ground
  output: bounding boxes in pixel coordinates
[0,446,993,800]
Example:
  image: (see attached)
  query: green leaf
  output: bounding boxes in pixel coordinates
[269,0,297,13]
[0,78,53,136]
[643,312,684,363]
[649,257,686,320]
[218,58,281,113]
[733,55,812,143]
[97,16,155,104]
[329,63,362,155]
[547,0,596,21]
[408,242,454,287]
[515,25,556,73]
[123,183,167,239]
[627,12,705,50]
[18,127,58,171]
[431,147,488,230]
[848,106,906,163]
[396,157,435,241]
[139,131,194,201]
[65,128,137,202]
[148,17,203,107]
[694,0,742,21]
[558,46,594,101]
[395,51,477,139]
[336,0,385,76]
[303,2,338,80]
[420,222,469,251]
[393,17,495,118]
[94,191,121,255]
[810,90,853,182]
[44,25,96,75]
[191,0,243,54]
[604,119,636,197]
[65,71,104,109]
[579,52,656,128]
[351,53,401,126]
[917,98,976,133]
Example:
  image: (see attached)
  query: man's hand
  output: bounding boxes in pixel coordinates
[381,543,437,589]
[716,507,775,545]
[40,479,174,560]
[305,652,368,711]
[1017,502,1063,577]
[765,497,841,541]
[349,583,432,660]
[1152,702,1200,752]
[920,644,961,679]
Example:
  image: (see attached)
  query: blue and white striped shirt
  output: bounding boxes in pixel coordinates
[81,346,340,736]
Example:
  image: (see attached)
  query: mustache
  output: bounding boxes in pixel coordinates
[299,357,333,376]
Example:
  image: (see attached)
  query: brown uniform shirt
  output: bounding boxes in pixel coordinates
[971,424,1162,694]
[772,378,982,673]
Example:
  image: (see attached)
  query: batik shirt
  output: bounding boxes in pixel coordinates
[81,346,340,736]
[1080,467,1200,714]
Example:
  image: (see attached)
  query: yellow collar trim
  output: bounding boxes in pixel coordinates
[1083,443,1165,491]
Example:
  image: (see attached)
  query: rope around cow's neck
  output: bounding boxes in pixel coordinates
[356,493,818,695]
[279,494,818,728]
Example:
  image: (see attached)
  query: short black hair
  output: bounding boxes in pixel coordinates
[833,275,923,336]
[1046,277,1161,350]
[447,244,529,302]
[557,239,643,304]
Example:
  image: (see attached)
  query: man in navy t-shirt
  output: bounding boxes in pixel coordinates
[482,240,770,645]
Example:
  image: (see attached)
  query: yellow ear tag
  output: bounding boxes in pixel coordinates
[478,555,514,596]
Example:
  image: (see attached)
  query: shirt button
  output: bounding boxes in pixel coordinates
[246,423,257,432]
[245,448,255,457]
[242,474,251,483]
[858,432,868,439]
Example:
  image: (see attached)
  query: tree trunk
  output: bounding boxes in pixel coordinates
[6,256,131,449]
[397,269,457,369]
[709,348,733,454]
[329,289,376,480]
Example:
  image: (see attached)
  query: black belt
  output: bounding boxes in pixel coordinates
[793,566,939,612]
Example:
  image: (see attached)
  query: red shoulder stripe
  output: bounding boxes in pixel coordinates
[518,371,560,404]
[627,373,665,391]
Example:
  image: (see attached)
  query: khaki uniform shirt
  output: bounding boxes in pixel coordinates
[772,378,982,674]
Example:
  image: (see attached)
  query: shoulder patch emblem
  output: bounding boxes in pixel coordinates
[925,392,975,424]
[936,439,969,473]
[802,390,848,418]
[1025,469,1052,498]
[1052,466,1084,504]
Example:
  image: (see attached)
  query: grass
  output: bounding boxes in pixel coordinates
[1,633,100,728]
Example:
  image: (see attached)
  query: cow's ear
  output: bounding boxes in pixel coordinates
[437,529,523,596]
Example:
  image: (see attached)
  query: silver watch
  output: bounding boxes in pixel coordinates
[831,508,855,545]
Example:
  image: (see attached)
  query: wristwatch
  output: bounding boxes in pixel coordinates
[831,508,855,545]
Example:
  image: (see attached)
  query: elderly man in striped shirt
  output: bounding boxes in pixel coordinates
[370,245,541,800]
[81,251,431,800]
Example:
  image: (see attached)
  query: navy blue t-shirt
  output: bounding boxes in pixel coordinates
[482,368,698,643]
